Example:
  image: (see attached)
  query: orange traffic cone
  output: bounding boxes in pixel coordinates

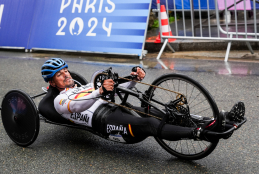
[155,5,176,43]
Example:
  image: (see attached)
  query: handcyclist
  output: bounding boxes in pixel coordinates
[40,58,245,143]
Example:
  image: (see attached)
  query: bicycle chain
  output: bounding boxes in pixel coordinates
[119,77,185,96]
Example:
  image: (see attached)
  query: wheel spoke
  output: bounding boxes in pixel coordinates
[189,99,207,109]
[171,80,177,99]
[161,83,174,100]
[188,86,195,104]
[178,79,180,92]
[191,141,197,154]
[154,90,164,103]
[189,92,202,106]
[186,82,188,100]
[186,140,190,154]
[197,141,204,152]
[193,107,212,116]
[180,140,183,154]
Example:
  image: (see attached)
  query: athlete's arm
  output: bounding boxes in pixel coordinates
[118,67,146,89]
[54,88,101,114]
[54,67,145,114]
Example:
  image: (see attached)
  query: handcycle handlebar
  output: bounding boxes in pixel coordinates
[116,86,140,98]
[94,67,140,101]
[117,75,137,84]
[205,117,247,139]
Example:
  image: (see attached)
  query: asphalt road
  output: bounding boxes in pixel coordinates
[0,53,258,174]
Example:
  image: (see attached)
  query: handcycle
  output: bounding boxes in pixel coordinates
[0,67,246,160]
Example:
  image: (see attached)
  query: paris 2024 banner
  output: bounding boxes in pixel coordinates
[0,0,36,48]
[28,0,151,57]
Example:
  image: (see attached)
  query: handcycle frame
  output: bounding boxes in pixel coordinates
[92,68,246,139]
[0,69,247,160]
[111,86,246,139]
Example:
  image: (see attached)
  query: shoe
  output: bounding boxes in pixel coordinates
[226,102,245,123]
[194,112,225,142]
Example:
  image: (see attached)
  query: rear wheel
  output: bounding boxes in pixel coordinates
[1,90,39,147]
[147,73,219,160]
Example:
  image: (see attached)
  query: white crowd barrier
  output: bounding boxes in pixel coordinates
[154,0,259,61]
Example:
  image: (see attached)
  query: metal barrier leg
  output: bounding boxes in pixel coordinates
[225,41,232,62]
[157,39,168,60]
[224,61,232,74]
[157,59,169,69]
[166,42,175,53]
[245,42,254,54]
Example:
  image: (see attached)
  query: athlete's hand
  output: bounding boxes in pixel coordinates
[99,79,115,94]
[131,67,145,81]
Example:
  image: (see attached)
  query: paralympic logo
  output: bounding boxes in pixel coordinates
[69,17,84,35]
[0,4,4,28]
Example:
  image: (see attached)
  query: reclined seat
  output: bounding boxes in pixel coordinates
[38,71,88,124]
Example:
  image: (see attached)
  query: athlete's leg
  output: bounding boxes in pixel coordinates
[92,102,245,142]
[104,107,194,141]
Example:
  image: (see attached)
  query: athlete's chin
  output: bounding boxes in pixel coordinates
[64,80,74,88]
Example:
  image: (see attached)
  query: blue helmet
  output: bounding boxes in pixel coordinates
[41,58,68,82]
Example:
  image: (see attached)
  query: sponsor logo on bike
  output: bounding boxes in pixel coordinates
[108,134,126,143]
[70,112,89,123]
[107,124,127,135]
[12,131,28,140]
[8,96,27,114]
[0,4,4,28]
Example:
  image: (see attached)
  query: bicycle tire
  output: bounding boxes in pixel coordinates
[1,90,39,147]
[146,73,219,160]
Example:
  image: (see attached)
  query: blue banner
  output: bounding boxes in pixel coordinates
[0,0,36,48]
[175,0,215,10]
[28,0,151,57]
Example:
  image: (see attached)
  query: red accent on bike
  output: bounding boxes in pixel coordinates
[205,120,216,128]
[47,86,49,90]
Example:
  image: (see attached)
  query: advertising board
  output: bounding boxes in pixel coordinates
[0,0,36,48]
[28,0,151,58]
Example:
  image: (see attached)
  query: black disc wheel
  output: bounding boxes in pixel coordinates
[1,90,39,147]
[147,73,219,160]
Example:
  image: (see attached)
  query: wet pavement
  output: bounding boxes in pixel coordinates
[0,51,259,173]
[1,50,259,76]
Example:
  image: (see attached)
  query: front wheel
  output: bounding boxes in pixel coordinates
[146,73,219,160]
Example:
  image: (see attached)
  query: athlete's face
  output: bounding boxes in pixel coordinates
[50,68,74,90]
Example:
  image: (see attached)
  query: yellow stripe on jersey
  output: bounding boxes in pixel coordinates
[74,88,94,99]
[67,100,73,113]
